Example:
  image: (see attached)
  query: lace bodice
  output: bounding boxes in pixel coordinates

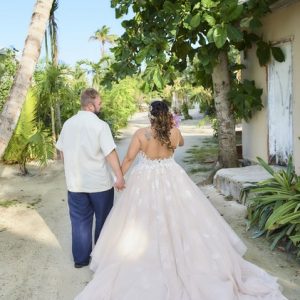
[136,151,175,169]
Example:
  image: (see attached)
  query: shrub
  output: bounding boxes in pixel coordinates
[242,157,300,257]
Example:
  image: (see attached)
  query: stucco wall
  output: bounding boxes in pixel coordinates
[242,1,300,173]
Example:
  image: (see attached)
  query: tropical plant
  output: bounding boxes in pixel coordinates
[33,63,73,151]
[60,63,88,120]
[0,0,54,158]
[242,157,300,256]
[3,91,53,175]
[101,77,139,136]
[13,128,53,175]
[228,79,263,122]
[44,0,59,64]
[78,56,114,90]
[181,102,192,120]
[190,86,214,116]
[0,48,18,112]
[89,26,118,59]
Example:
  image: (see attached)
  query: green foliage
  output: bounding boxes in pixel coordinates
[242,156,300,256]
[19,128,54,174]
[61,64,88,120]
[108,0,286,143]
[181,102,192,120]
[78,56,113,90]
[184,138,218,166]
[228,80,263,121]
[3,91,53,174]
[213,25,228,48]
[271,46,285,62]
[190,86,215,116]
[10,128,54,175]
[211,118,219,137]
[256,40,271,66]
[34,63,76,136]
[0,199,19,208]
[142,63,166,92]
[3,91,36,162]
[0,48,18,111]
[110,0,285,93]
[100,77,139,136]
[89,25,118,59]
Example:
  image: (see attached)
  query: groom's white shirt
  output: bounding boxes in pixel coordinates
[56,111,116,193]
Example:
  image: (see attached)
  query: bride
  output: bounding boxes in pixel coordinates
[75,101,287,300]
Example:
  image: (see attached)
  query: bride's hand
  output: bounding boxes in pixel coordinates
[114,176,126,191]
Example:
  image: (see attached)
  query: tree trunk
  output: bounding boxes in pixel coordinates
[212,50,238,168]
[55,102,62,132]
[172,92,179,109]
[44,31,49,63]
[0,0,54,158]
[50,105,57,160]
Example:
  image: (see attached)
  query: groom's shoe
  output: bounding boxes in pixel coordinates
[74,262,89,268]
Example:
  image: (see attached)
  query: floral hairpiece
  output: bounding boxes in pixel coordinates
[148,105,156,120]
[148,113,156,120]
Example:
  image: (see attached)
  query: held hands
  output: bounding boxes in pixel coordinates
[114,175,126,191]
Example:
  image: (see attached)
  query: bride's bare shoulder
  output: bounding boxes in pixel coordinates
[132,128,148,140]
[170,127,181,135]
[135,127,150,136]
[134,127,146,136]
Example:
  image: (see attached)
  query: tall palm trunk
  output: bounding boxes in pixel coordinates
[50,105,57,159]
[49,0,62,137]
[0,0,54,158]
[44,31,49,63]
[212,50,238,168]
[55,103,62,130]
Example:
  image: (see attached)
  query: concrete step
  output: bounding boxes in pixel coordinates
[213,165,274,204]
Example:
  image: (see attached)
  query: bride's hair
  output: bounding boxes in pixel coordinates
[149,100,174,150]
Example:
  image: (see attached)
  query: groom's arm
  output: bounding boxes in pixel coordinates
[106,149,125,190]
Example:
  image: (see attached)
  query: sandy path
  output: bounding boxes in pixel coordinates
[0,110,299,300]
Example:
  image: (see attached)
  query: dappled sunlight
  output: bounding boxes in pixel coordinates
[117,221,148,259]
[0,206,62,249]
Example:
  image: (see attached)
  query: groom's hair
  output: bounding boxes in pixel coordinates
[81,88,100,108]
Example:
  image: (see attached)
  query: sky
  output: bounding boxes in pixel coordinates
[0,0,131,66]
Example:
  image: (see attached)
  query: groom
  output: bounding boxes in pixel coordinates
[56,88,125,268]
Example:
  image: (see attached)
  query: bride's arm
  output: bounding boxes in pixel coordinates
[121,132,141,175]
[178,129,184,146]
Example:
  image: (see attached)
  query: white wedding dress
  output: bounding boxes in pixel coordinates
[75,152,287,300]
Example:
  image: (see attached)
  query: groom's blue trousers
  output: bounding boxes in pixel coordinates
[68,188,114,265]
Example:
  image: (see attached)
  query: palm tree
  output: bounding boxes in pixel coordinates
[34,63,72,154]
[46,0,62,134]
[89,26,117,59]
[48,0,59,65]
[78,56,113,90]
[45,0,59,63]
[0,0,54,158]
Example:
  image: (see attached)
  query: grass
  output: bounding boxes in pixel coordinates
[0,197,42,209]
[0,199,20,208]
[189,166,212,174]
[26,198,42,208]
[185,140,218,165]
[184,136,219,179]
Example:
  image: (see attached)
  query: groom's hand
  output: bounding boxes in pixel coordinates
[114,176,125,191]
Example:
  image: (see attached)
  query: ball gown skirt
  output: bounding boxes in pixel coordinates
[75,152,287,300]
